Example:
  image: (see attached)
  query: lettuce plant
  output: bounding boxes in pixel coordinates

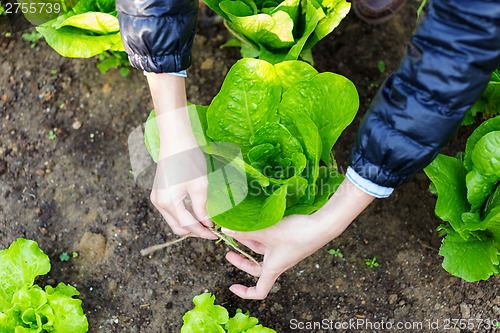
[35,0,124,57]
[0,238,89,333]
[181,293,275,332]
[206,0,351,64]
[424,116,500,281]
[144,59,359,231]
[26,0,129,74]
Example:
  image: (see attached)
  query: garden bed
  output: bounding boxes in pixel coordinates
[0,2,499,332]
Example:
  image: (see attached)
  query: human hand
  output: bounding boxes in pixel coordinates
[221,178,375,299]
[150,141,217,240]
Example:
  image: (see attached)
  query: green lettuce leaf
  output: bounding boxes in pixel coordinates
[274,60,318,91]
[303,0,350,50]
[0,239,50,312]
[464,116,500,171]
[58,12,120,34]
[424,154,470,232]
[207,59,281,155]
[220,1,296,51]
[208,175,303,231]
[36,26,122,58]
[43,284,88,333]
[0,308,25,332]
[439,228,499,282]
[484,206,500,244]
[181,293,229,333]
[285,167,344,215]
[466,131,500,211]
[276,112,321,204]
[283,0,320,62]
[245,325,277,333]
[225,311,259,332]
[483,183,500,218]
[278,72,359,165]
[144,110,161,164]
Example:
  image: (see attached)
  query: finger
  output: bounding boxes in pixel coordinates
[175,206,217,240]
[229,269,279,300]
[157,207,191,236]
[221,227,264,241]
[200,216,214,228]
[188,180,211,226]
[232,237,266,255]
[185,220,218,240]
[225,251,262,277]
[168,193,216,240]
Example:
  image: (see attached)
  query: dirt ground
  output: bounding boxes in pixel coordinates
[1,1,499,332]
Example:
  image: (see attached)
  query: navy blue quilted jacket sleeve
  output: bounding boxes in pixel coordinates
[350,0,500,188]
[116,0,198,73]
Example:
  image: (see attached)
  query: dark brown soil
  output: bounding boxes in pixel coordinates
[1,2,499,333]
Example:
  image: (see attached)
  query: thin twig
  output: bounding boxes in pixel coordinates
[139,227,262,268]
[208,226,262,267]
[419,240,439,253]
[140,234,191,256]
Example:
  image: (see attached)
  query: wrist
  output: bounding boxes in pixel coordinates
[312,178,376,242]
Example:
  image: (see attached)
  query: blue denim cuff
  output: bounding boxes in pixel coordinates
[346,167,394,198]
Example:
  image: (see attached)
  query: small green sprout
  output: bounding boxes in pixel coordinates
[48,130,56,140]
[60,252,70,262]
[495,321,499,329]
[214,224,238,247]
[377,60,386,74]
[370,83,379,88]
[120,67,130,77]
[328,248,343,258]
[129,170,134,175]
[22,31,42,48]
[365,257,379,268]
[51,69,58,74]
[72,252,78,258]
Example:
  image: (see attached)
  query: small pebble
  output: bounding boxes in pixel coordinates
[72,121,82,130]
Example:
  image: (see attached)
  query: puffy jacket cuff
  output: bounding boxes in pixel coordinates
[350,147,410,188]
[346,167,394,198]
[128,52,192,74]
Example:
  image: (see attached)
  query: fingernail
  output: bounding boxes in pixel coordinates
[221,227,235,236]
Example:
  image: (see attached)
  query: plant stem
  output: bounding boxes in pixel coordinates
[139,227,262,267]
[140,235,191,256]
[208,226,262,267]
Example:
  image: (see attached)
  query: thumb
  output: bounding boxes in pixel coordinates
[221,227,264,240]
